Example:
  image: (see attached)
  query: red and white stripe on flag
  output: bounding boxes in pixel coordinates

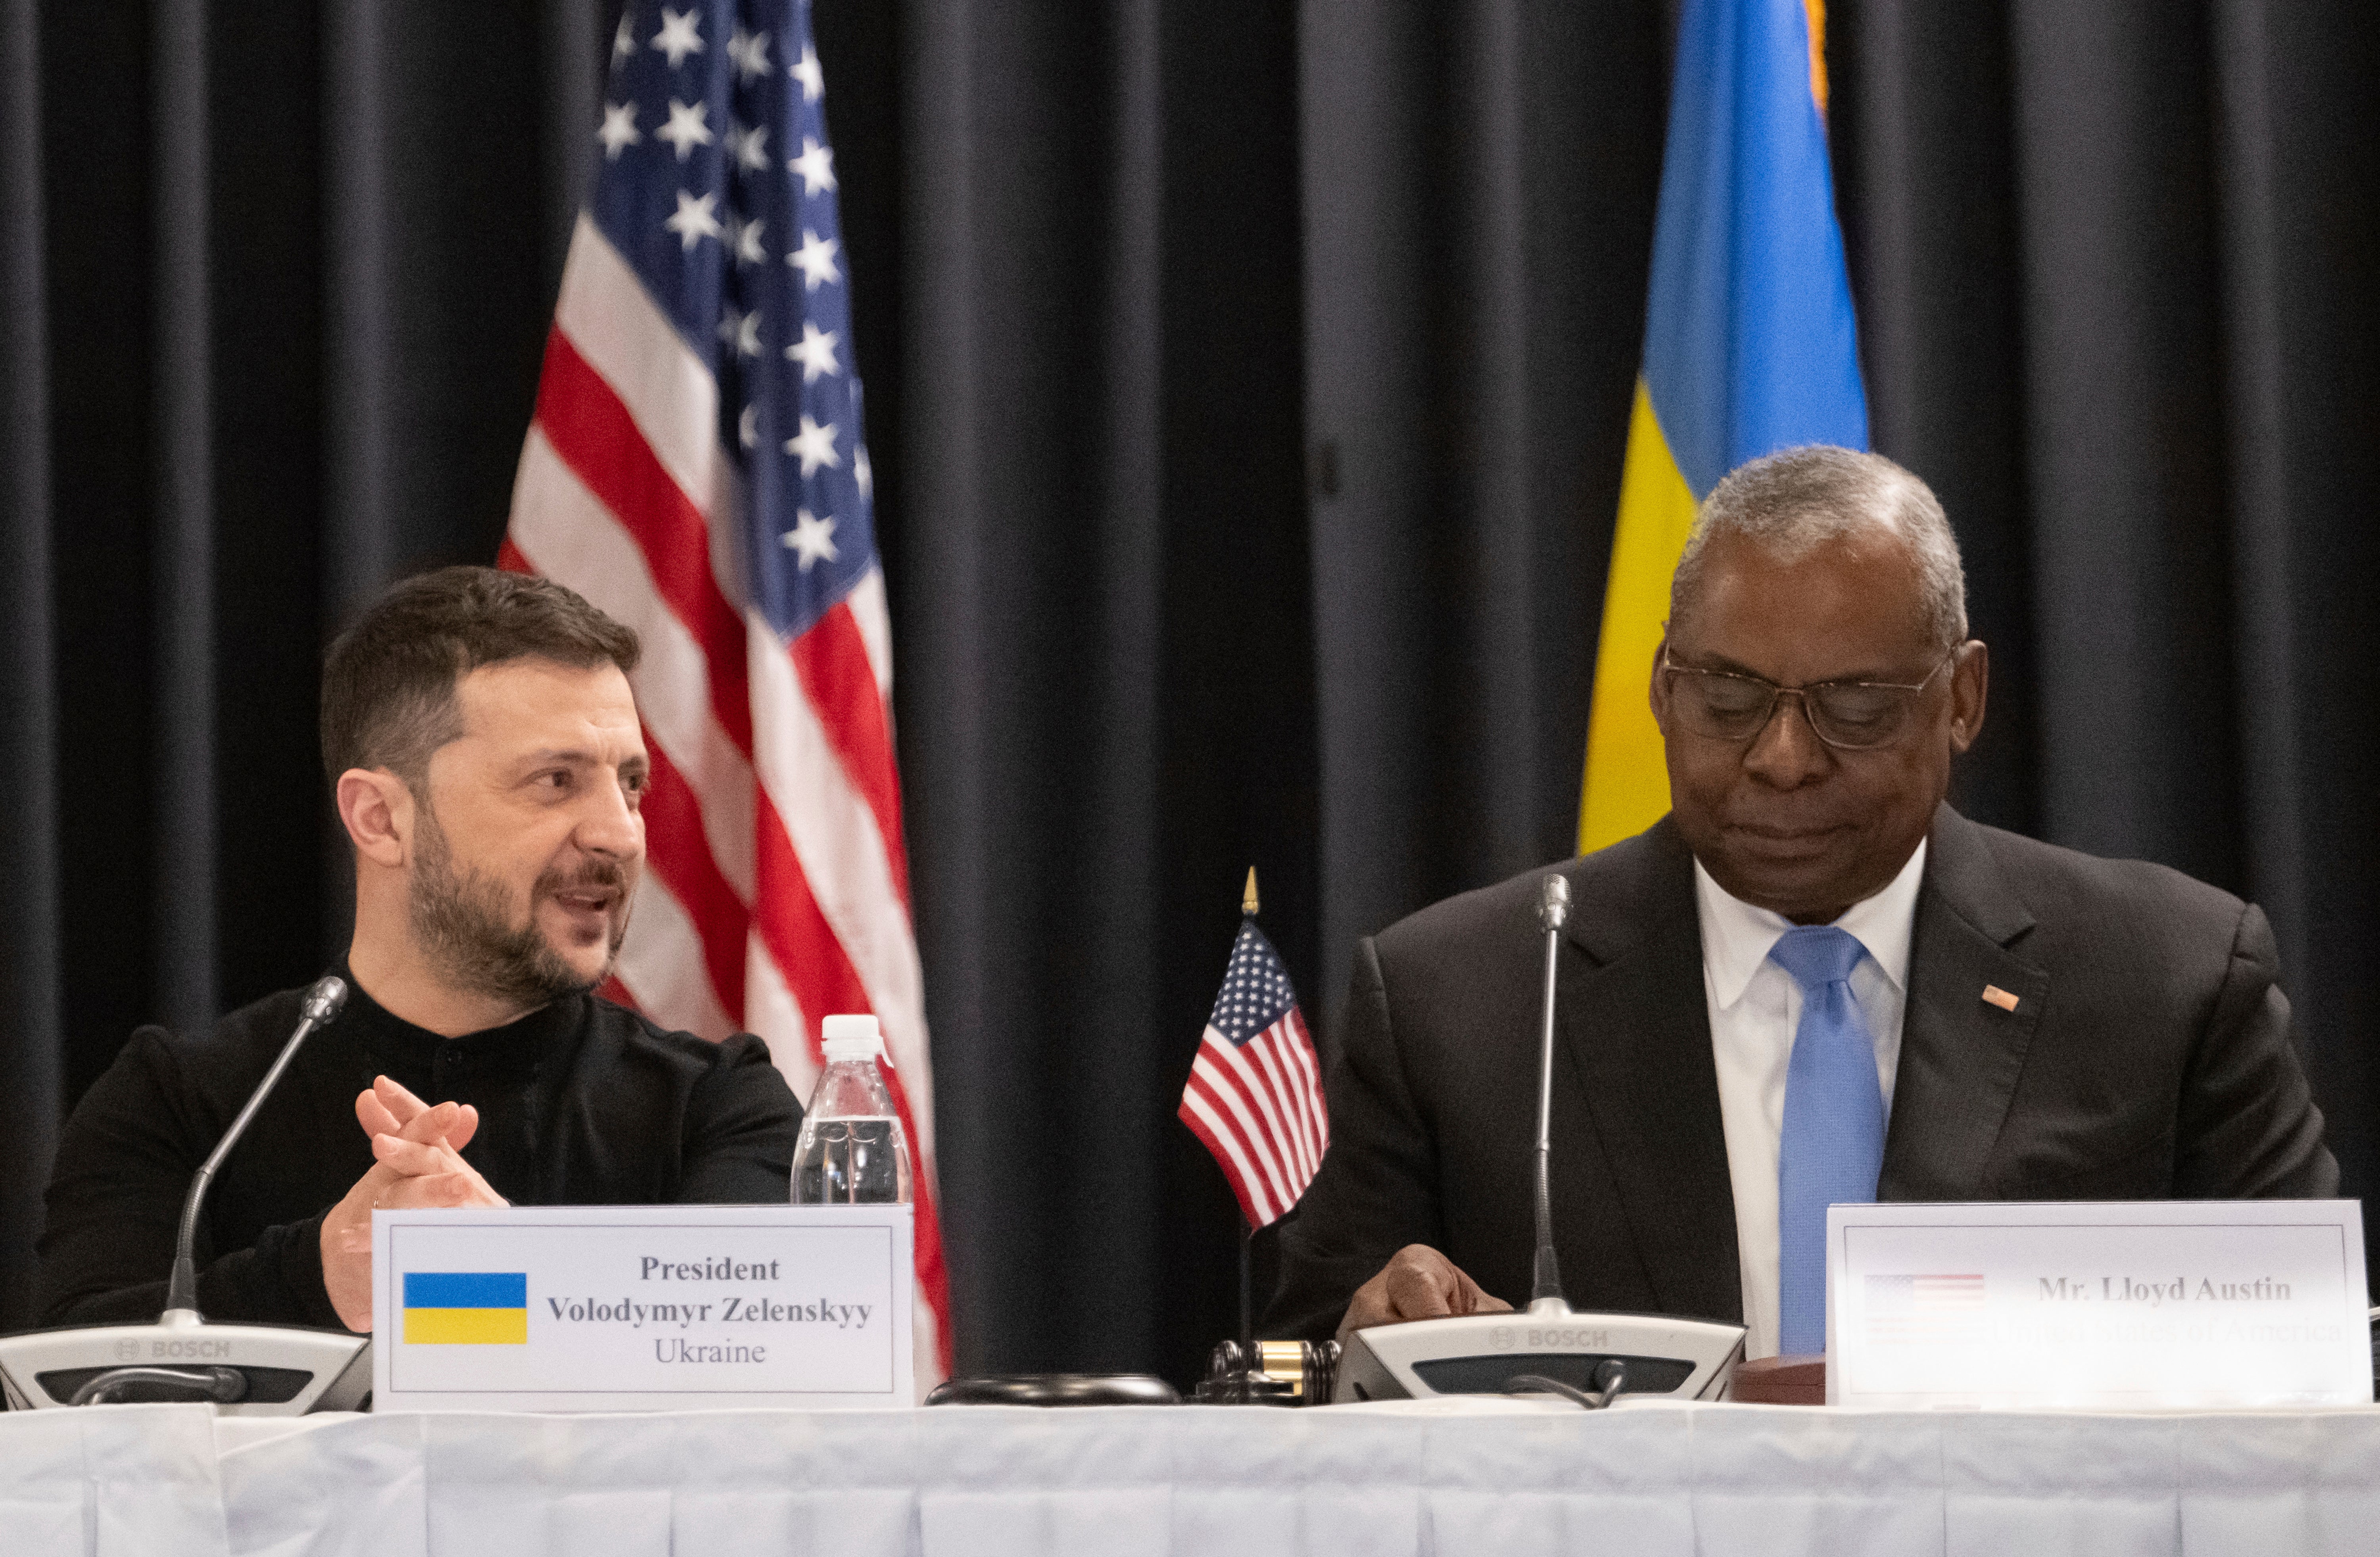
[503,215,953,1386]
[1179,1006,1329,1228]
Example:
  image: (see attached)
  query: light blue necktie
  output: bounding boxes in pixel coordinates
[1769,925,1887,1356]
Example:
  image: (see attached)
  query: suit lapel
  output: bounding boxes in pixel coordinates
[1558,822,1743,1322]
[1881,805,2048,1200]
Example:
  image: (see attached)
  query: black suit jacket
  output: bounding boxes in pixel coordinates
[1267,806,2338,1339]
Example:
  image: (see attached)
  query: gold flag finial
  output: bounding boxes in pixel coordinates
[1243,867,1260,917]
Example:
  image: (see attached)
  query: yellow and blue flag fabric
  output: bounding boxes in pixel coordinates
[1578,0,1868,852]
[402,1271,529,1345]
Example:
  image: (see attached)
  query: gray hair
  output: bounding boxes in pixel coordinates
[1668,446,1968,650]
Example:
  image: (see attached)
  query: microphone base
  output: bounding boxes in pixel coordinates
[1334,1309,1744,1404]
[0,1320,371,1414]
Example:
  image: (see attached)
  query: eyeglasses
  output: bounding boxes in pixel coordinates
[1658,648,1957,751]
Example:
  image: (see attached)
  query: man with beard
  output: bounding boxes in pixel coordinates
[37,567,801,1332]
[1267,447,2336,1363]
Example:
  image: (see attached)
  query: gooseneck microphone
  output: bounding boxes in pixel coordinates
[0,973,375,1414]
[162,975,348,1319]
[1529,875,1570,1311]
[1328,870,1748,1406]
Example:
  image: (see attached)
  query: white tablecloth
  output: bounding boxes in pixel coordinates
[8,1396,2380,1556]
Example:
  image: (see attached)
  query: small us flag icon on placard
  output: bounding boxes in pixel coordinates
[1864,1273,1987,1344]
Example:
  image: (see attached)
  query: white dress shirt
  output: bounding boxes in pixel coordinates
[1694,841,1927,1360]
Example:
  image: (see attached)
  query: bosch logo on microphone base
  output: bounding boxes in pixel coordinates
[150,1337,234,1361]
[1489,1326,1610,1351]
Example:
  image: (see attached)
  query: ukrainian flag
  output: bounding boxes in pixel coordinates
[402,1271,529,1345]
[1578,0,1869,852]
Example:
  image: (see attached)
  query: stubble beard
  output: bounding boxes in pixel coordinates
[408,803,633,1011]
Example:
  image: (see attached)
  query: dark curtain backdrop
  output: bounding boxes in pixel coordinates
[0,0,618,1334]
[2,0,2373,1394]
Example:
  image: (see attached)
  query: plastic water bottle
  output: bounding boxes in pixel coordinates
[791,1014,913,1205]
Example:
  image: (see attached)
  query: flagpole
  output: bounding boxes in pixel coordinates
[1237,1223,1253,1402]
[1238,867,1259,1402]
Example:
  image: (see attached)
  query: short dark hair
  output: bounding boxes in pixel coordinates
[321,566,641,787]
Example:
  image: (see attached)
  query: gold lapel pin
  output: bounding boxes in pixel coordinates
[1981,984,2019,1012]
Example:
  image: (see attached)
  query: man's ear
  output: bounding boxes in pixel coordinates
[337,769,415,869]
[1647,630,1673,732]
[1948,639,1989,754]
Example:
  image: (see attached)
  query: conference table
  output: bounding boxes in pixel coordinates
[10,1394,2377,1555]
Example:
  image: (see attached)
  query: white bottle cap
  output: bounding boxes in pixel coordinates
[820,1013,884,1063]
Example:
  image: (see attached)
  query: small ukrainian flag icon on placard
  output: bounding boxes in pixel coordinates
[403,1272,529,1344]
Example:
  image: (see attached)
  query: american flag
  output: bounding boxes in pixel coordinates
[502,0,950,1381]
[1864,1273,1987,1344]
[1179,920,1328,1227]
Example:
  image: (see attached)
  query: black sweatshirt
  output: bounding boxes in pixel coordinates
[37,970,803,1330]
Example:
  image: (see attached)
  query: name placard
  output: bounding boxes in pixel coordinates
[1825,1201,2369,1409]
[371,1204,914,1412]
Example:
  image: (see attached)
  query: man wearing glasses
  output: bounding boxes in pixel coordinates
[1269,446,2336,1361]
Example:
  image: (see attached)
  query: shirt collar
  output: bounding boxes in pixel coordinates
[1692,838,1928,1010]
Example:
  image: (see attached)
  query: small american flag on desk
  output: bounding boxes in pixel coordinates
[1179,878,1329,1227]
[1865,1273,1988,1344]
[503,0,951,1380]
